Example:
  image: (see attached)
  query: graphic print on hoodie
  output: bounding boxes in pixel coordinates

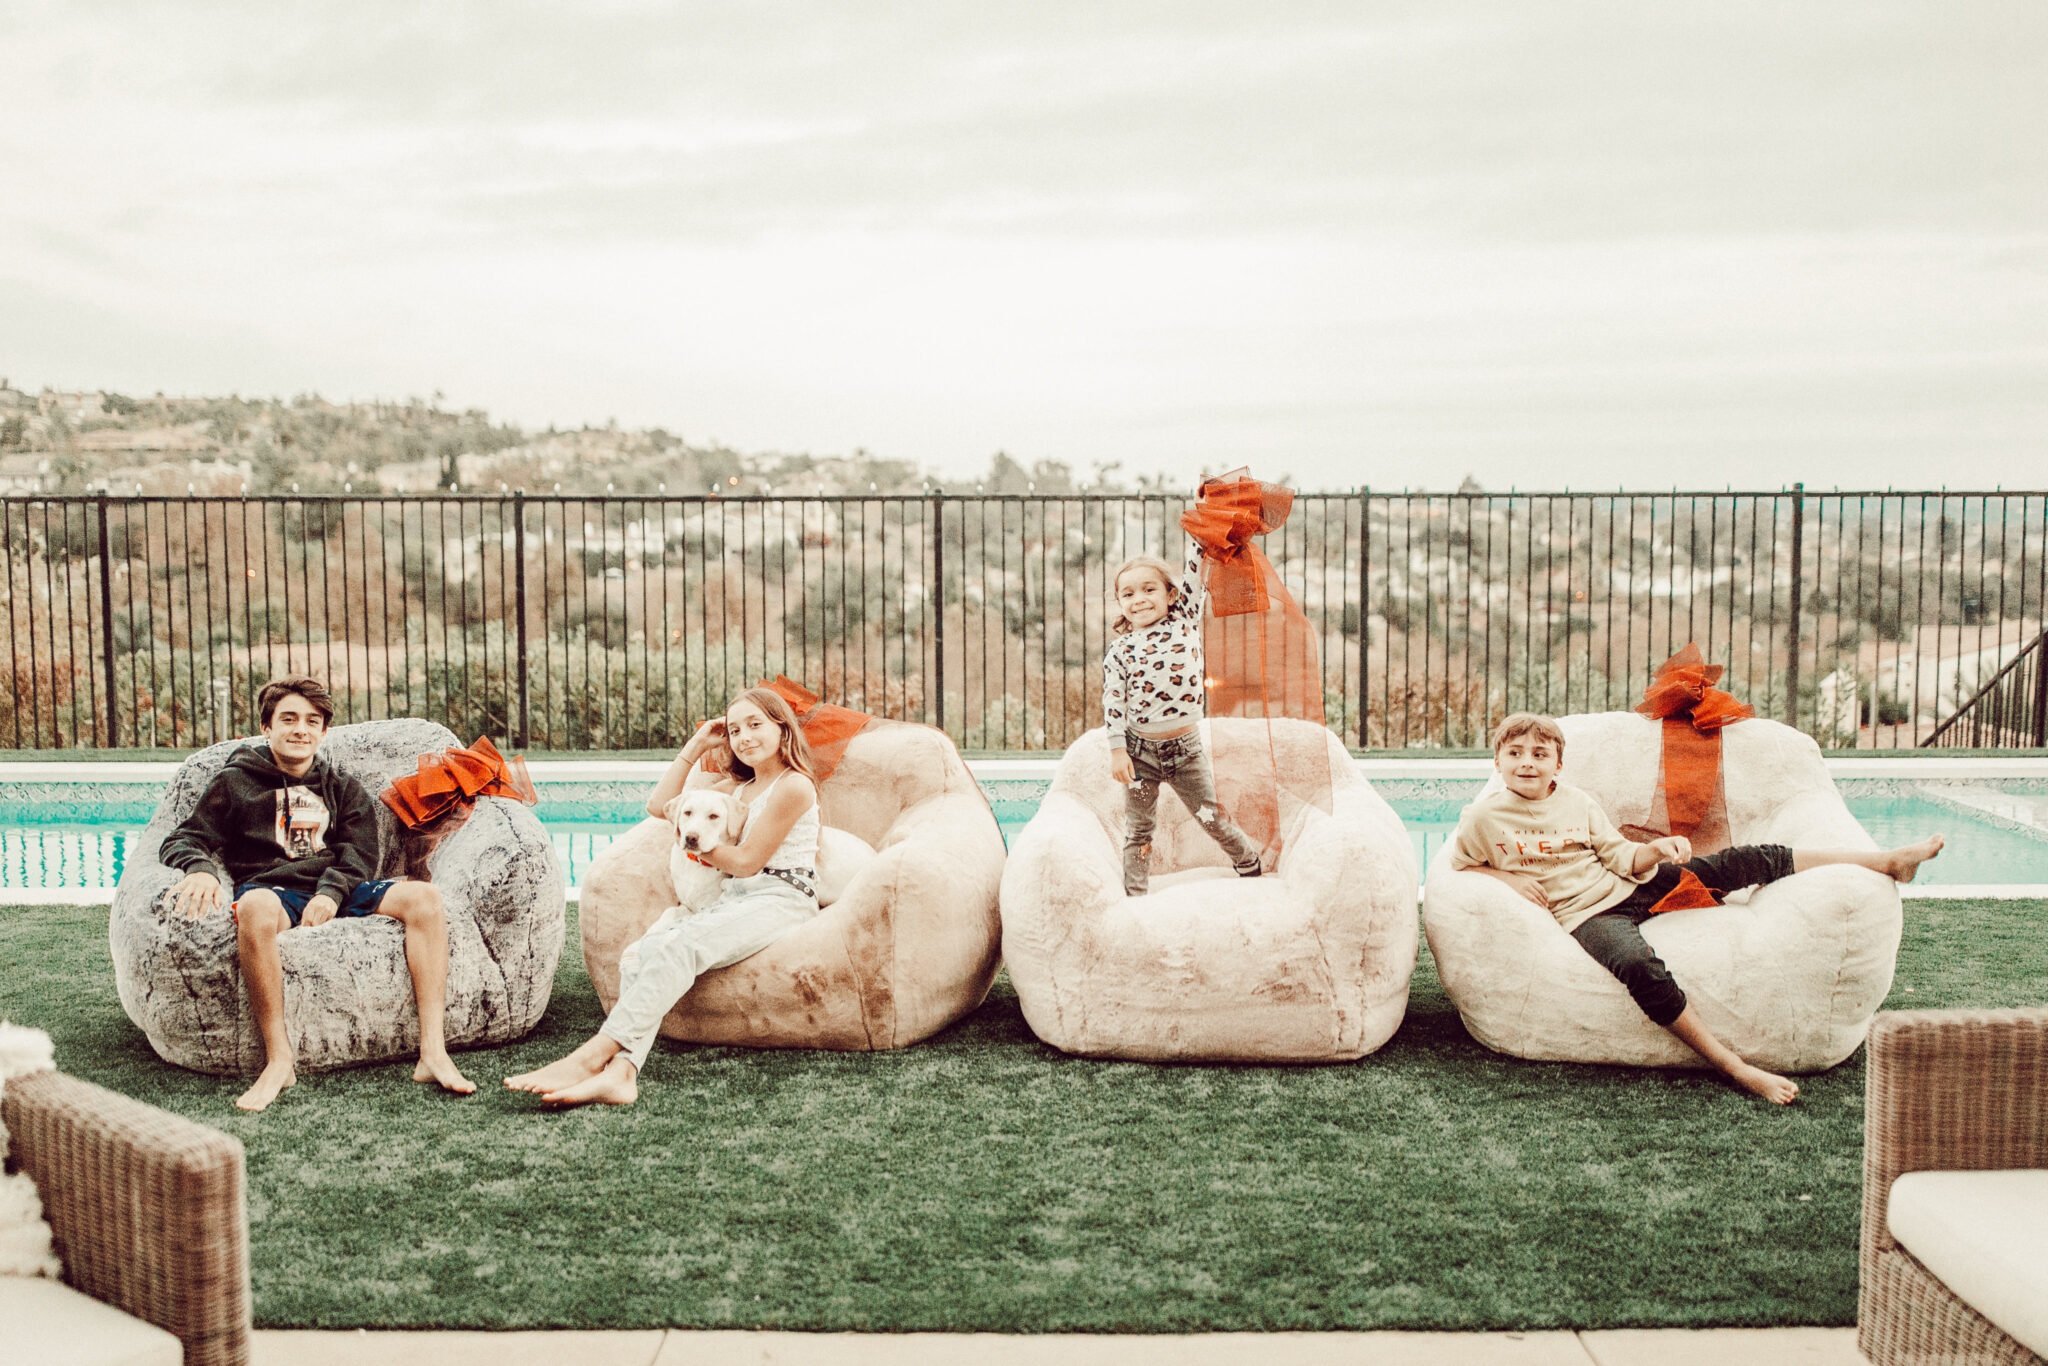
[277,785,330,860]
[159,743,381,902]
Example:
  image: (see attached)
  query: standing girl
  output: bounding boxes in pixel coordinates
[505,686,821,1106]
[1105,535,1264,896]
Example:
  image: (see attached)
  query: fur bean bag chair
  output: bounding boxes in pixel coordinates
[1423,711,1902,1073]
[579,722,1005,1050]
[111,719,567,1075]
[1000,718,1418,1062]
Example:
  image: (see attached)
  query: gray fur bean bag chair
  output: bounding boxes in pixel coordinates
[111,718,566,1075]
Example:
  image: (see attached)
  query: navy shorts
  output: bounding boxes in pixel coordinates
[233,878,397,927]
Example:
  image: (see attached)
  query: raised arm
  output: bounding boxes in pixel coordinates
[1167,533,1207,623]
[647,719,730,817]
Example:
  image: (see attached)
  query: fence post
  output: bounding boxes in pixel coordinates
[1357,486,1370,749]
[1783,482,1805,728]
[930,491,946,736]
[96,492,118,746]
[2033,629,2048,748]
[513,492,529,748]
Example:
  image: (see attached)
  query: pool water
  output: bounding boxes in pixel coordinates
[4,783,2044,893]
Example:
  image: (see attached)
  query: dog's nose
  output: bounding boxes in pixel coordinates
[683,834,700,850]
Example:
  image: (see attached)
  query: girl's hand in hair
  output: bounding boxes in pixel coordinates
[682,718,728,765]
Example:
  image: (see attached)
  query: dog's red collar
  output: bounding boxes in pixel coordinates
[684,850,712,866]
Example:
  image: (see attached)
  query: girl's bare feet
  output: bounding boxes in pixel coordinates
[540,1056,639,1108]
[1881,834,1946,883]
[414,1052,476,1095]
[1729,1061,1800,1105]
[235,1061,296,1112]
[505,1038,613,1094]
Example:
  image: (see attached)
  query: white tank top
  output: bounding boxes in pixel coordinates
[740,770,820,871]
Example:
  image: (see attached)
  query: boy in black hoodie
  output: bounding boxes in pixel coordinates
[159,676,476,1111]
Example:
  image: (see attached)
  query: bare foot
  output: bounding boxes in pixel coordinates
[414,1053,476,1095]
[540,1057,639,1108]
[1881,834,1946,884]
[504,1045,608,1095]
[235,1062,296,1112]
[1729,1062,1800,1105]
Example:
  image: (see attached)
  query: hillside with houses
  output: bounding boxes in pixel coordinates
[0,381,1118,498]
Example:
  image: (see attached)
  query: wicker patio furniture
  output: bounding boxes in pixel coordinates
[1,1069,249,1366]
[1860,1007,2048,1365]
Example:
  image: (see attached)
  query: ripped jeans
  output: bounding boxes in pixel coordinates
[1121,729,1262,896]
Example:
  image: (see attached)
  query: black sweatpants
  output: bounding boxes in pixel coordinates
[1568,843,1795,1027]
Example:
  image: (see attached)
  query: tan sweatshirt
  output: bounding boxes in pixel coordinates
[1448,782,1653,931]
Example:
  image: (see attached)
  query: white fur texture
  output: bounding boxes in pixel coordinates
[1000,719,1419,1062]
[661,788,877,930]
[663,789,745,924]
[1423,711,1902,1073]
[0,1022,61,1280]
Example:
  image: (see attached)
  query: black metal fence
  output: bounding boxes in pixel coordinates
[4,490,2045,752]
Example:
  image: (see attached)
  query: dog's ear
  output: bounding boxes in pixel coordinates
[663,793,686,826]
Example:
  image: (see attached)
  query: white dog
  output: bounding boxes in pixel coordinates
[660,788,877,927]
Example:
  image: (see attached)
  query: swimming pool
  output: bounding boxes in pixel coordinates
[4,759,2046,898]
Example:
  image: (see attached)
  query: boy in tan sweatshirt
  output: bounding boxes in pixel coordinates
[1450,712,1944,1104]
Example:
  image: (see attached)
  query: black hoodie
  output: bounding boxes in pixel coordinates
[159,744,382,903]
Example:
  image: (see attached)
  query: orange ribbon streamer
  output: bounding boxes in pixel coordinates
[1632,644,1754,911]
[381,736,539,829]
[1172,471,1330,867]
[763,675,871,784]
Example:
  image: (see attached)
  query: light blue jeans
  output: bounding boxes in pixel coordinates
[600,875,815,1070]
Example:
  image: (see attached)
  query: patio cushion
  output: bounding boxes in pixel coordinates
[0,1275,183,1366]
[1887,1169,2048,1356]
[1423,711,1902,1072]
[111,719,567,1075]
[580,722,1004,1050]
[999,718,1417,1062]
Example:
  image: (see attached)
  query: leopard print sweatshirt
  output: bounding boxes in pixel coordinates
[1103,539,1208,751]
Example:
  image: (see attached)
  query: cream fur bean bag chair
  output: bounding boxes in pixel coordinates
[580,723,1005,1050]
[1423,711,1902,1073]
[1000,718,1417,1063]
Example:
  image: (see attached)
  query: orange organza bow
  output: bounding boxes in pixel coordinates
[1180,476,1295,619]
[382,737,539,829]
[1636,642,1756,733]
[763,675,871,784]
[1632,644,1754,912]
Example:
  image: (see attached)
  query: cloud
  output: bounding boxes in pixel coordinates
[1,0,2044,488]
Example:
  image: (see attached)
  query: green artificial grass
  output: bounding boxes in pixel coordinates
[1,898,2041,1332]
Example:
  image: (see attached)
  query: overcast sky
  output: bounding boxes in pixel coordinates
[4,1,2043,491]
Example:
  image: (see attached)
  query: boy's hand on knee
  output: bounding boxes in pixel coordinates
[1647,836,1692,866]
[1110,749,1134,785]
[299,894,339,928]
